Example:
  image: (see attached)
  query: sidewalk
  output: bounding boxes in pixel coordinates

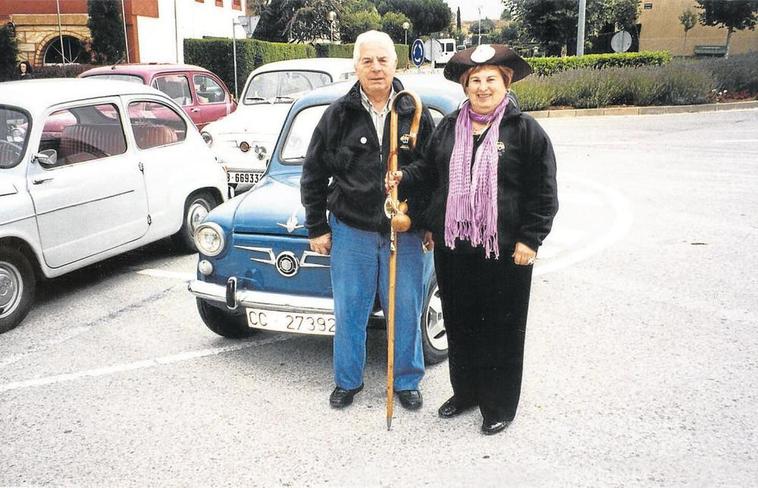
[528,100,758,118]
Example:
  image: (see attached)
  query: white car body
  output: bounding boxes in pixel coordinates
[200,57,355,193]
[0,78,228,333]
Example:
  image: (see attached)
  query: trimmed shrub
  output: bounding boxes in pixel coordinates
[0,25,18,82]
[511,77,554,111]
[184,38,316,97]
[526,51,671,77]
[316,43,407,66]
[696,51,758,95]
[33,63,96,79]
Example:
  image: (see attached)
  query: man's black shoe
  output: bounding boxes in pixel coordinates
[481,419,510,435]
[396,390,423,410]
[329,384,363,408]
[437,396,476,418]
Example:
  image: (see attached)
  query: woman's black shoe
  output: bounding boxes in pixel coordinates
[437,396,475,418]
[481,419,510,435]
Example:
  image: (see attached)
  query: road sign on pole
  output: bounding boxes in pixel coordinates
[411,39,424,68]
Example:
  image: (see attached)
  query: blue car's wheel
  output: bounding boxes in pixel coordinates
[422,277,448,365]
[196,298,256,338]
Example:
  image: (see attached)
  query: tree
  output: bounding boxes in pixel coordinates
[87,0,126,63]
[381,11,412,44]
[457,6,462,31]
[286,0,341,43]
[503,0,641,56]
[696,0,758,58]
[340,0,382,43]
[679,8,697,50]
[0,24,19,82]
[375,0,451,36]
[255,0,304,42]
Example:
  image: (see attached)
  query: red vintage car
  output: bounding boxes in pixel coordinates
[79,64,236,130]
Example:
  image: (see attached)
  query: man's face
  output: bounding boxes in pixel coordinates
[356,42,396,100]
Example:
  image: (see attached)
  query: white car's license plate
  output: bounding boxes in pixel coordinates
[247,308,336,335]
[227,171,262,185]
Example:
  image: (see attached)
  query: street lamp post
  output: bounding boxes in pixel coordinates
[477,6,482,45]
[328,10,336,43]
[402,21,410,69]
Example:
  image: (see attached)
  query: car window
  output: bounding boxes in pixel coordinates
[244,71,332,104]
[0,106,30,169]
[84,73,144,84]
[40,104,127,166]
[152,74,193,106]
[193,74,227,104]
[429,108,445,126]
[280,105,328,163]
[127,101,187,150]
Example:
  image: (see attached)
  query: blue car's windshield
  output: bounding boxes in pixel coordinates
[279,104,329,164]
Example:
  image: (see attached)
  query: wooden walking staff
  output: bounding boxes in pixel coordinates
[384,90,423,430]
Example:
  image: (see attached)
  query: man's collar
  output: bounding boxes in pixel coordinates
[360,86,395,112]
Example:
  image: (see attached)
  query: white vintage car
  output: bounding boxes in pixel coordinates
[200,57,355,194]
[0,78,228,334]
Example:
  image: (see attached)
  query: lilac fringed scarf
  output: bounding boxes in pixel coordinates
[444,96,509,259]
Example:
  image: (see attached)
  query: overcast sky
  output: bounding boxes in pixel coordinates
[444,0,505,22]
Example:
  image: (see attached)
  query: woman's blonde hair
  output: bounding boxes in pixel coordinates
[459,65,514,89]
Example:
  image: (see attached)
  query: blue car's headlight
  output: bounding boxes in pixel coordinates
[194,222,225,257]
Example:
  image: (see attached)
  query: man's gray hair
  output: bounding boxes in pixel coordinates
[352,30,397,66]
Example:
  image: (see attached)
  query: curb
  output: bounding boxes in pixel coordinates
[528,100,758,118]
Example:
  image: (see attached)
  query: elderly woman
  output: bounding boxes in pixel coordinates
[391,45,558,435]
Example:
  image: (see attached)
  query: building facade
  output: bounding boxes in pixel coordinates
[0,0,245,66]
[638,0,757,56]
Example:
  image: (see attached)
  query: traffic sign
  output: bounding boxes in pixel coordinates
[411,39,424,68]
[611,31,632,53]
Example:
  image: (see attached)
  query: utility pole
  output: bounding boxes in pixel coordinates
[576,0,586,56]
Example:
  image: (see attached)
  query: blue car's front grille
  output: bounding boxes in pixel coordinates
[211,233,333,298]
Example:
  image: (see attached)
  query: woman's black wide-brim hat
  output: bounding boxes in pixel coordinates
[443,44,533,84]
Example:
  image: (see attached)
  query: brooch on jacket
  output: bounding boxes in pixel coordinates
[497,141,506,155]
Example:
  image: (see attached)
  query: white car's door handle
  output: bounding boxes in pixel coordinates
[32,177,54,185]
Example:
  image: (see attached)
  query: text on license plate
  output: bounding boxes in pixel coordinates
[247,309,335,335]
[227,171,262,184]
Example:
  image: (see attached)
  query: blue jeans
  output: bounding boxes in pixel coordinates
[329,214,425,391]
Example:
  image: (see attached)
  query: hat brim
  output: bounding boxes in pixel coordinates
[443,44,533,84]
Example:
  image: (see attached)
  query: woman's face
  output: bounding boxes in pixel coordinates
[466,66,508,115]
[20,63,27,74]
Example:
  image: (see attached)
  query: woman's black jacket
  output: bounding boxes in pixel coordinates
[301,78,434,238]
[402,101,559,253]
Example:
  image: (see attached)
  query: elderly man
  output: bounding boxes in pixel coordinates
[301,30,434,410]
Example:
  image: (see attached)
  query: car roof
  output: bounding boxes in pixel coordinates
[249,57,355,77]
[80,63,212,78]
[0,78,169,114]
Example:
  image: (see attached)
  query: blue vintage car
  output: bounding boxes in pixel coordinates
[188,74,466,364]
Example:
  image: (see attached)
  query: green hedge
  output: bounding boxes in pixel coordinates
[315,43,408,66]
[513,62,715,110]
[525,51,671,77]
[184,38,316,96]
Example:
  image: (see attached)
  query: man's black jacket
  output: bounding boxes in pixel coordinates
[301,78,434,238]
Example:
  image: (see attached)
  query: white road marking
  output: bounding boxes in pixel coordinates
[535,174,633,277]
[136,269,195,281]
[0,335,291,393]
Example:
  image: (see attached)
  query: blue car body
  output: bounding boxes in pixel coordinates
[188,74,466,363]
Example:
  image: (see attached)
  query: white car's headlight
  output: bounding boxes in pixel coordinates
[201,131,213,146]
[194,222,225,256]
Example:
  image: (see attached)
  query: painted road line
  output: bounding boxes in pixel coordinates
[0,335,292,393]
[137,269,195,281]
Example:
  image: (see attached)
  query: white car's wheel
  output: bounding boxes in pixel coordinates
[422,277,448,365]
[173,191,216,252]
[0,246,36,334]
